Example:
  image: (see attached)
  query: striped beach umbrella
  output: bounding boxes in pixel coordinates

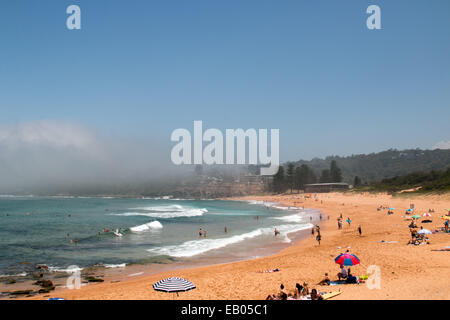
[335,253,360,266]
[412,215,421,219]
[422,212,432,217]
[153,277,196,297]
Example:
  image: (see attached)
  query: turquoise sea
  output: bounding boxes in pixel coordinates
[0,196,318,277]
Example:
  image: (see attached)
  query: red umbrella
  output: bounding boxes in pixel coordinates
[335,253,360,266]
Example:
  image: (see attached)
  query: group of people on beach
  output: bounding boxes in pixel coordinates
[266,282,324,300]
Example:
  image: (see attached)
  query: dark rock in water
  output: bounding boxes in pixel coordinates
[85,276,104,283]
[36,265,49,270]
[38,287,55,294]
[10,290,33,295]
[34,280,54,288]
[32,273,44,279]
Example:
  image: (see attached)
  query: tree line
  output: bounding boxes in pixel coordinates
[272,160,343,193]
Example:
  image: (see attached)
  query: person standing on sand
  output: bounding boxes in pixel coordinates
[204,229,207,238]
[316,233,321,245]
[358,225,362,236]
[199,228,203,237]
[347,217,352,226]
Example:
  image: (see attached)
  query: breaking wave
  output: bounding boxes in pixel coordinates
[130,221,163,232]
[147,223,313,258]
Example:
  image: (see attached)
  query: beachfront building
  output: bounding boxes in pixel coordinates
[304,183,349,193]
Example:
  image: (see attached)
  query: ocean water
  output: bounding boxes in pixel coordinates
[0,196,317,277]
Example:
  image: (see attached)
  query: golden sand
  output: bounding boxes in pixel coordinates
[30,192,450,300]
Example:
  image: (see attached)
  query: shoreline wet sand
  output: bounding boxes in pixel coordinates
[21,192,450,300]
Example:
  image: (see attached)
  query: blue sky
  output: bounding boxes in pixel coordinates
[0,0,449,161]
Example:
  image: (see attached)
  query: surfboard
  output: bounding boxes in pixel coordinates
[321,291,342,300]
[113,230,123,237]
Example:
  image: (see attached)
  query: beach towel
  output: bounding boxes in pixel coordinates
[329,281,347,286]
[329,280,360,286]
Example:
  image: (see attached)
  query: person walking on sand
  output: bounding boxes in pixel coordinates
[346,217,352,226]
[204,229,207,238]
[311,227,315,236]
[358,225,362,236]
[224,226,227,233]
[316,233,321,245]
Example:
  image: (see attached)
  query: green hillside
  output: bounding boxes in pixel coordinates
[293,149,450,184]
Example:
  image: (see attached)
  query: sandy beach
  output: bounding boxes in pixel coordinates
[28,192,450,300]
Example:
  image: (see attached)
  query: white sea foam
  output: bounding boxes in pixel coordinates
[131,204,184,212]
[0,272,27,278]
[246,200,304,212]
[246,200,277,207]
[147,223,313,258]
[273,214,305,223]
[130,221,163,232]
[103,263,127,268]
[48,266,83,273]
[110,208,207,219]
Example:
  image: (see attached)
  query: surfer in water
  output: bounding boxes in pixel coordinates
[274,228,280,236]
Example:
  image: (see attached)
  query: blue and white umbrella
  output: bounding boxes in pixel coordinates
[153,277,196,296]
